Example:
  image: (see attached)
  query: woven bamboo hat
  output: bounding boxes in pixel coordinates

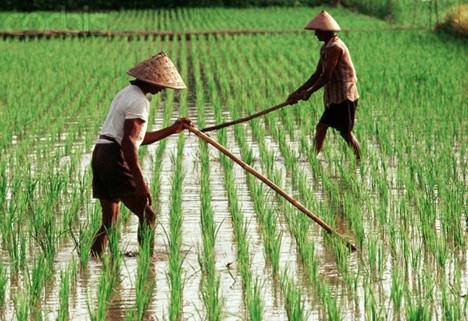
[127,52,186,90]
[304,10,341,32]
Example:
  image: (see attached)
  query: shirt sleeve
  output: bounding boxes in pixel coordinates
[125,98,150,122]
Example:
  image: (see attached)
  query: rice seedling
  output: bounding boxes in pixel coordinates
[26,254,48,305]
[0,262,7,305]
[13,294,29,321]
[56,264,72,321]
[167,135,186,321]
[88,253,121,321]
[282,271,308,321]
[195,59,224,319]
[128,224,156,321]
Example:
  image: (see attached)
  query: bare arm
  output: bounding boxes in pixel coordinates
[302,45,342,100]
[121,117,192,204]
[121,118,151,202]
[141,117,193,146]
[286,60,321,104]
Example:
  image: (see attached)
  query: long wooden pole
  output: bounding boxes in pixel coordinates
[185,124,357,251]
[201,101,290,132]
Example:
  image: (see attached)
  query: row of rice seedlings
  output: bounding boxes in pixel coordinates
[161,38,188,315]
[192,39,224,320]
[247,93,347,320]
[2,6,426,34]
[197,132,224,320]
[88,225,123,320]
[125,224,155,321]
[57,260,77,321]
[9,250,55,320]
[211,37,284,276]
[233,113,311,321]
[205,36,313,320]
[166,131,185,320]
[193,37,264,320]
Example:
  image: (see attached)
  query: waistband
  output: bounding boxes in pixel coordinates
[99,135,119,144]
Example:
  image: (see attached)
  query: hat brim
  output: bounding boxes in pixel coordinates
[127,71,187,90]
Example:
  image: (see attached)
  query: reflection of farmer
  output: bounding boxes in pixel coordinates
[91,52,192,256]
[287,10,361,164]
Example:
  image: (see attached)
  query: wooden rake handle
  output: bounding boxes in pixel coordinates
[184,124,357,251]
[201,101,291,132]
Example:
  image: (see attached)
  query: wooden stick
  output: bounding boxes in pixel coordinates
[201,101,290,132]
[185,124,357,251]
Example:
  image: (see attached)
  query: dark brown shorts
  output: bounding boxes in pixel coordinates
[319,100,358,133]
[91,143,136,200]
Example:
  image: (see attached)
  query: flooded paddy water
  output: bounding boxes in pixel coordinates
[1,100,466,321]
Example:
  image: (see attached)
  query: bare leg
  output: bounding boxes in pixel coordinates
[91,199,120,256]
[340,131,361,163]
[121,196,157,251]
[314,122,329,155]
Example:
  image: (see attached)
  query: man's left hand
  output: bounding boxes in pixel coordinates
[300,90,312,101]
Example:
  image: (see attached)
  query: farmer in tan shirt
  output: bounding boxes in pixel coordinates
[287,10,361,163]
[91,52,192,256]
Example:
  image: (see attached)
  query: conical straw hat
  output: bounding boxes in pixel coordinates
[304,10,341,32]
[127,52,186,90]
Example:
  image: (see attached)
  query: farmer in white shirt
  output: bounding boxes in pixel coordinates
[287,10,361,164]
[91,52,192,256]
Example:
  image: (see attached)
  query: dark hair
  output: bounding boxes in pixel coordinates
[130,79,150,87]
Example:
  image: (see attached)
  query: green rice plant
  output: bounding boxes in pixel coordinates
[132,224,156,321]
[107,221,122,265]
[440,280,462,321]
[88,254,121,321]
[363,284,386,321]
[332,235,351,275]
[56,265,72,321]
[69,203,102,267]
[246,278,264,321]
[31,211,58,268]
[404,270,435,321]
[26,254,48,305]
[13,293,29,321]
[0,262,7,305]
[317,280,341,321]
[167,134,186,321]
[390,263,405,313]
[195,41,224,320]
[282,271,308,321]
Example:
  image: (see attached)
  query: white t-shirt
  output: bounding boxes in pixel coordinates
[97,85,150,149]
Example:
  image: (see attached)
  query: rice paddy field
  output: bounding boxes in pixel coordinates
[0,5,466,321]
